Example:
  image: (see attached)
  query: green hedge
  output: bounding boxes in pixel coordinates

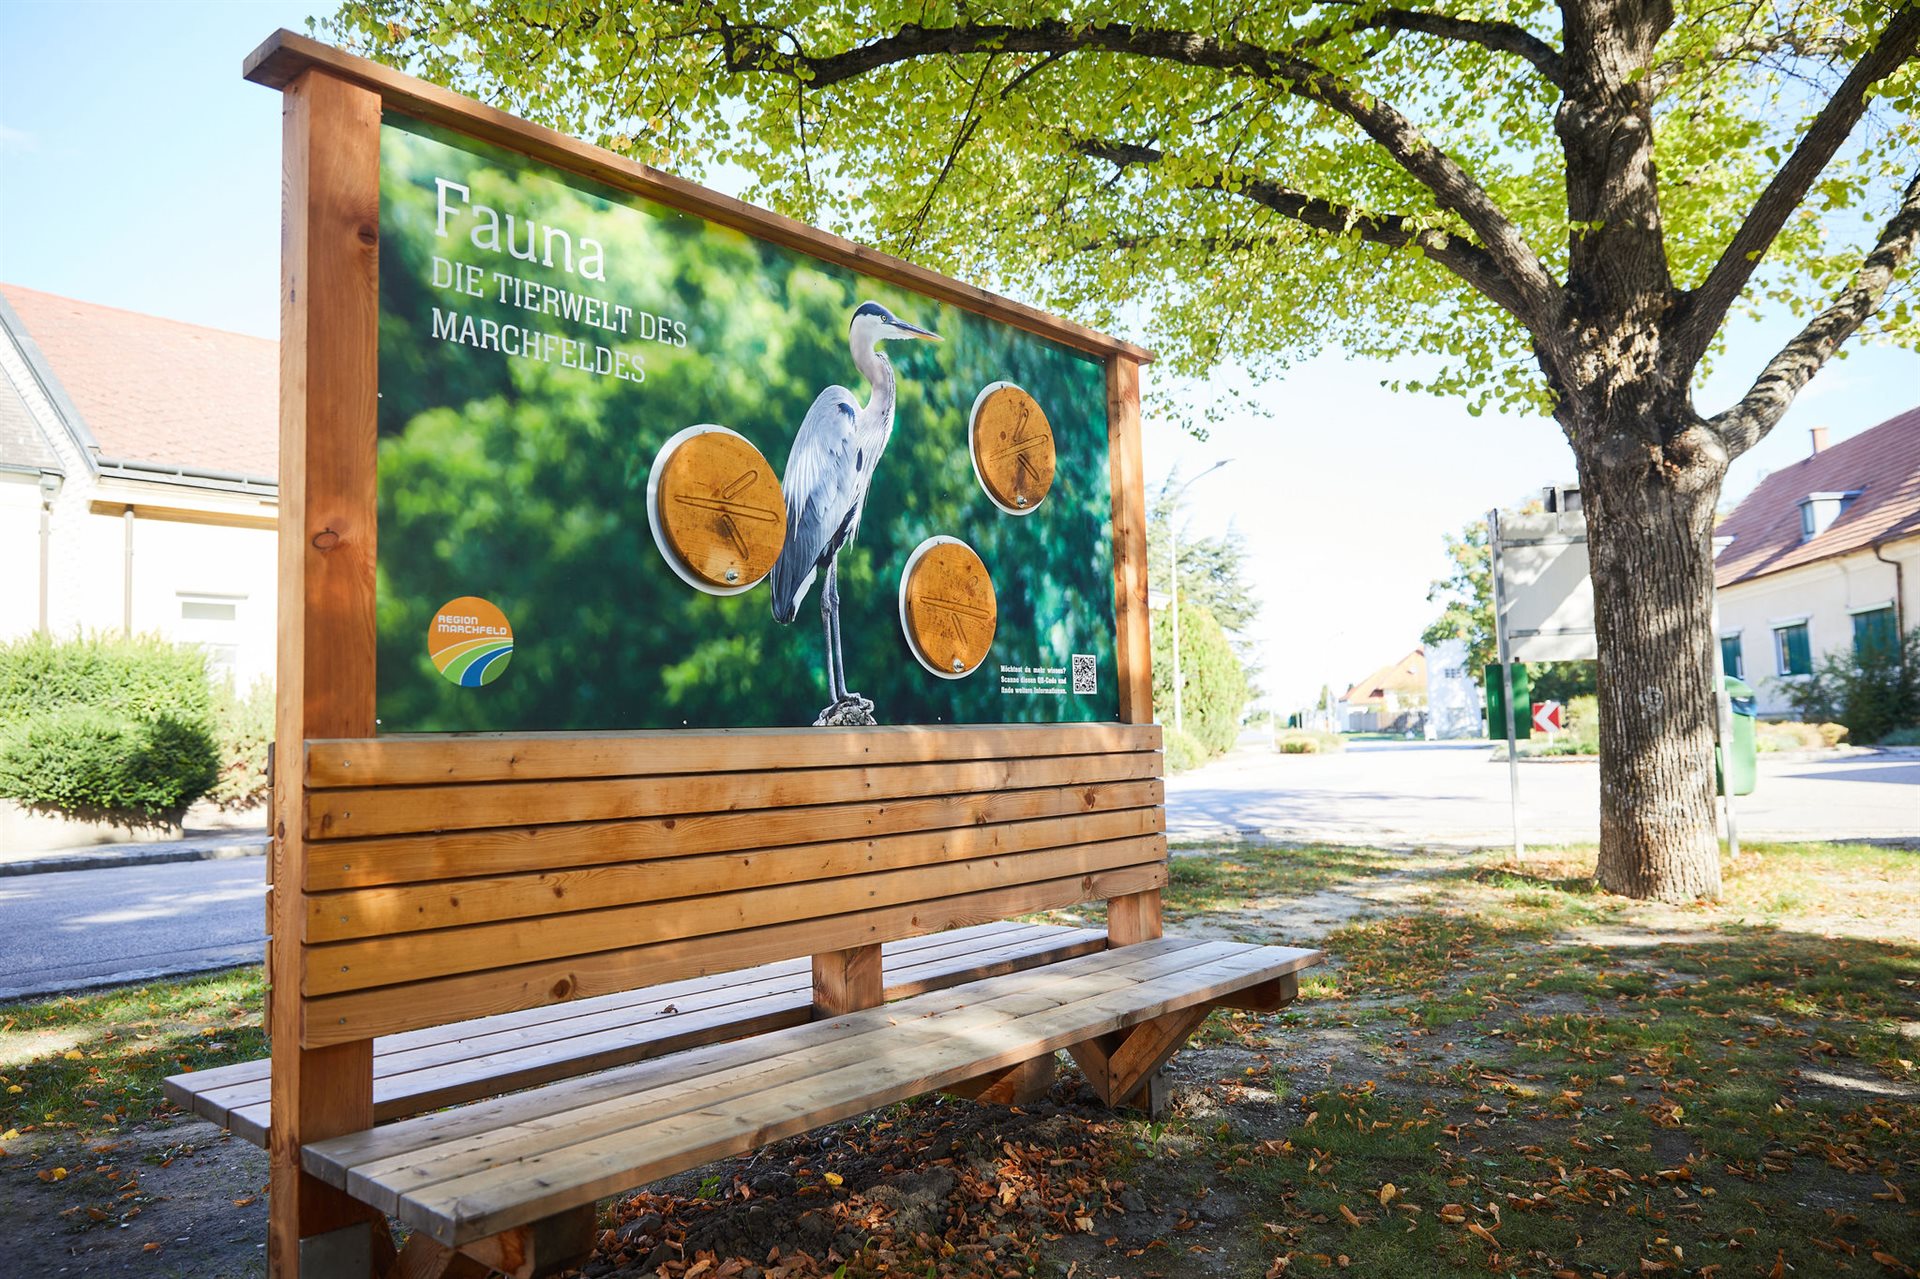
[0,706,219,822]
[208,677,274,811]
[0,634,222,823]
[1150,600,1249,761]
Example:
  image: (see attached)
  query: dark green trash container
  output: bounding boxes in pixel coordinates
[1717,676,1757,797]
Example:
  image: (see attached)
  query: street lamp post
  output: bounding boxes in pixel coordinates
[1166,458,1233,735]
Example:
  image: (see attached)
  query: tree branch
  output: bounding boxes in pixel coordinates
[1075,139,1536,321]
[1711,164,1920,458]
[1671,4,1920,372]
[717,16,1562,332]
[1317,5,1564,87]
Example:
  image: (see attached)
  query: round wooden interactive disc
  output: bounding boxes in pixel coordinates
[648,426,787,595]
[898,537,997,679]
[969,383,1055,515]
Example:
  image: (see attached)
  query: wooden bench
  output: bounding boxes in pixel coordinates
[167,724,1320,1276]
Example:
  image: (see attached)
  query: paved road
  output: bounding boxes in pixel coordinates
[1169,739,1920,846]
[0,857,264,1002]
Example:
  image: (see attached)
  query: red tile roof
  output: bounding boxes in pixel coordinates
[1345,648,1426,706]
[1714,407,1920,588]
[0,284,276,480]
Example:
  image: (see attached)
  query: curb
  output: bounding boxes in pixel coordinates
[0,835,269,878]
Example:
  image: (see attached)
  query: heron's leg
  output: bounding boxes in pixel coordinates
[825,557,849,703]
[820,564,844,704]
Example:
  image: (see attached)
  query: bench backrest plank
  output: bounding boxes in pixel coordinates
[295,722,1164,1046]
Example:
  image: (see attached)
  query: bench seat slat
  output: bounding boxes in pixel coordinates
[305,780,1164,891]
[165,923,1105,1142]
[312,938,1221,1182]
[308,938,1322,1245]
[308,751,1162,840]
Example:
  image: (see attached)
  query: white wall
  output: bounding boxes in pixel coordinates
[0,475,43,636]
[1717,537,1920,716]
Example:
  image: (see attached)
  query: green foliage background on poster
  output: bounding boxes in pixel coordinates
[373,114,1119,733]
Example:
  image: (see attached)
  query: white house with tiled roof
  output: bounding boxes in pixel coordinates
[0,285,278,685]
[1713,408,1920,717]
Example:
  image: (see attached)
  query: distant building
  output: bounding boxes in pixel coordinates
[0,285,278,685]
[1422,637,1481,739]
[1343,647,1427,733]
[1714,409,1919,716]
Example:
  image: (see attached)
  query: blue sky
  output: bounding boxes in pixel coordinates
[3,0,1914,707]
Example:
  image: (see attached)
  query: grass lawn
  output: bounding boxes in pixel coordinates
[0,840,1913,1278]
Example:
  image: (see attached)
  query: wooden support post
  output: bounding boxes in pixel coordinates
[1104,355,1164,955]
[1106,355,1151,727]
[1069,1006,1212,1119]
[1106,887,1163,947]
[452,1205,598,1279]
[269,64,386,1279]
[812,943,884,1017]
[1214,972,1299,1013]
[943,1054,1057,1106]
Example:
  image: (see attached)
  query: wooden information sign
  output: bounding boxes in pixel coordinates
[182,30,1339,1279]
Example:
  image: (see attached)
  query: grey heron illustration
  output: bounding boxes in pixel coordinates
[771,301,940,724]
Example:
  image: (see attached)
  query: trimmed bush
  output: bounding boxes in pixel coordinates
[1150,600,1249,761]
[1757,720,1849,752]
[0,706,219,823]
[0,632,214,726]
[0,633,222,823]
[209,677,274,811]
[1772,625,1919,745]
[1275,729,1345,754]
[1163,727,1208,773]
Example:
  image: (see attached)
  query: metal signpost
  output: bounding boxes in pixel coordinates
[1492,491,1740,863]
[1487,508,1525,860]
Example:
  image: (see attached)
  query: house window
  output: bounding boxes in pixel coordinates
[1719,634,1743,680]
[1774,622,1812,677]
[178,593,243,677]
[1853,607,1898,661]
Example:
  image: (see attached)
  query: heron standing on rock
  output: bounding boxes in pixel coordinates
[771,301,940,724]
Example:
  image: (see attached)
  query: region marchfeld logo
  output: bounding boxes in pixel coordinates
[428,596,514,687]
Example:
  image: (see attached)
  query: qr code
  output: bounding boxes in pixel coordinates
[1071,654,1097,694]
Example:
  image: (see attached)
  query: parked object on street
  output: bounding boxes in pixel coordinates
[1718,677,1759,797]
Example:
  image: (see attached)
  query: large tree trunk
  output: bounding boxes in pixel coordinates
[1573,418,1728,901]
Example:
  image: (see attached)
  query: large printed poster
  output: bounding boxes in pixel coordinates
[374,114,1120,732]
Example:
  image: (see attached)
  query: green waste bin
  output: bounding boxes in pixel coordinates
[1717,676,1757,797]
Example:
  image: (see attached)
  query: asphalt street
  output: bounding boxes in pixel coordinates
[1168,739,1920,845]
[0,856,264,1001]
[0,742,1912,999]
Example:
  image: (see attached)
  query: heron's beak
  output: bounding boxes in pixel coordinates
[890,318,941,341]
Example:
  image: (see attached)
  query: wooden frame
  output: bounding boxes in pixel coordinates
[249,29,1156,1276]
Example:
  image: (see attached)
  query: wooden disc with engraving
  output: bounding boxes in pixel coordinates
[899,537,997,679]
[969,383,1055,515]
[649,427,787,595]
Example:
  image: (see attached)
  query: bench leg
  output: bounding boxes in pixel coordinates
[943,1053,1056,1106]
[1068,1006,1212,1118]
[812,943,884,1017]
[389,1235,492,1279]
[392,1205,597,1279]
[1214,972,1300,1013]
